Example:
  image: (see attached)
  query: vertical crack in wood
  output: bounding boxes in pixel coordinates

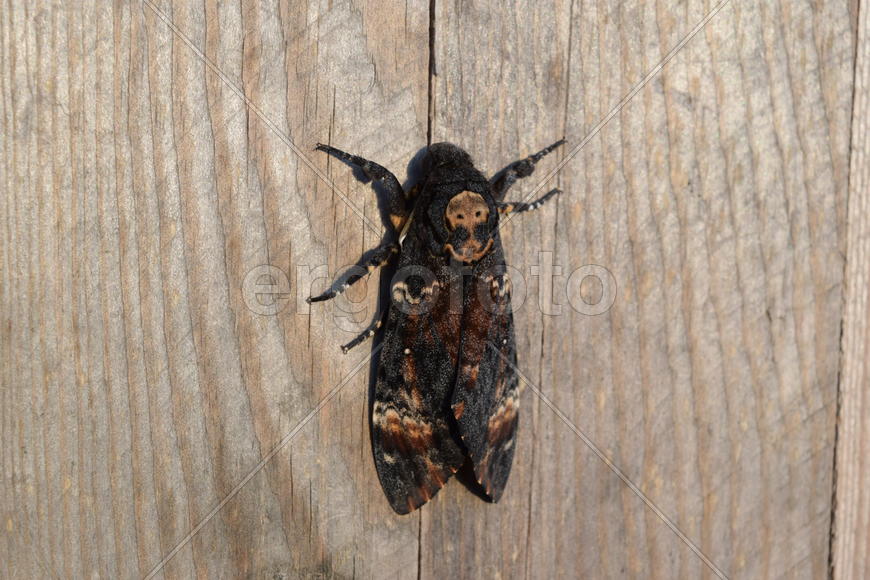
[417,511,424,580]
[829,276,846,580]
[418,5,436,578]
[426,0,436,146]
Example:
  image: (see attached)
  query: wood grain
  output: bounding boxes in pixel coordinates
[833,0,870,577]
[428,0,855,578]
[1,0,431,577]
[0,0,861,578]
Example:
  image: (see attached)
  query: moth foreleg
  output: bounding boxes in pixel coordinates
[490,138,566,199]
[498,188,561,215]
[307,242,399,303]
[315,143,410,232]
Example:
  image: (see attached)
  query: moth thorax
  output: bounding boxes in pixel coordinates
[445,191,489,231]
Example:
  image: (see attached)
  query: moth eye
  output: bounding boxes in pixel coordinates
[475,211,481,217]
[456,213,464,219]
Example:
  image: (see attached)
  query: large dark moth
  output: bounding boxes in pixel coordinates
[308,139,565,513]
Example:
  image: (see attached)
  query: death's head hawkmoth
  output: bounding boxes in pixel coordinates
[308,139,565,513]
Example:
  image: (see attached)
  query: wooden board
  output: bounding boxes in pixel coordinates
[0,0,860,578]
[428,0,855,578]
[833,0,870,578]
[1,0,431,577]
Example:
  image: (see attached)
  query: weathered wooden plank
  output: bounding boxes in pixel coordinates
[0,0,861,578]
[833,0,870,577]
[0,0,430,577]
[427,0,855,578]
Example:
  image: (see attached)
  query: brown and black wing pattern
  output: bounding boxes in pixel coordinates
[450,257,520,502]
[371,261,466,514]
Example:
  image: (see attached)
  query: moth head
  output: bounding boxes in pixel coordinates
[442,190,495,263]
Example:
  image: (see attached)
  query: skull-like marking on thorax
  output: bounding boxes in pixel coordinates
[443,191,494,263]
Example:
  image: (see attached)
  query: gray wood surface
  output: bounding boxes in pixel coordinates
[429,0,855,578]
[833,0,870,578]
[0,1,861,578]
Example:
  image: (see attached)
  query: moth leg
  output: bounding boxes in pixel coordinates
[316,143,410,232]
[498,188,561,215]
[490,138,566,199]
[307,242,399,303]
[340,312,385,354]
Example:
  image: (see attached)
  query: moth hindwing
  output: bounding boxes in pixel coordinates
[308,139,566,513]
